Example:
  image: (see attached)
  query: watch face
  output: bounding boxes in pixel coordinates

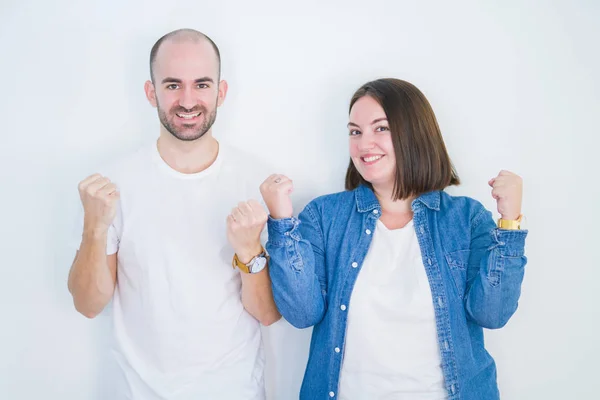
[250,256,267,273]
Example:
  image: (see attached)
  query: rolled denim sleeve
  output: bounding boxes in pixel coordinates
[266,203,327,329]
[464,208,528,329]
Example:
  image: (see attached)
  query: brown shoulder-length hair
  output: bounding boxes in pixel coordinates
[345,78,460,200]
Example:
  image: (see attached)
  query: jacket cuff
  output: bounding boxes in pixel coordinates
[493,228,528,257]
[267,216,300,245]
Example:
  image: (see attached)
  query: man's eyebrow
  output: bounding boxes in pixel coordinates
[160,77,215,84]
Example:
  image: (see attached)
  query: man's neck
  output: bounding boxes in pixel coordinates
[156,130,219,174]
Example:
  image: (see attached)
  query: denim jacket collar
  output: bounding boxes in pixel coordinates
[354,184,441,213]
[413,191,441,211]
[354,185,380,213]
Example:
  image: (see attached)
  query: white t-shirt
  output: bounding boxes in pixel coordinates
[338,219,447,400]
[74,141,269,400]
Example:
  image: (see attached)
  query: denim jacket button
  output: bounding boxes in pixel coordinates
[373,209,379,214]
[329,391,335,397]
[351,262,358,268]
[340,305,347,311]
[365,229,371,235]
[334,347,340,353]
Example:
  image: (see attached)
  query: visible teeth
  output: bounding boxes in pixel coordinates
[177,112,200,120]
[363,155,382,162]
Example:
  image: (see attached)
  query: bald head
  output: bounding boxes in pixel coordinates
[149,29,221,83]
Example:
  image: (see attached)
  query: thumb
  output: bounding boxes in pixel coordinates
[488,178,495,187]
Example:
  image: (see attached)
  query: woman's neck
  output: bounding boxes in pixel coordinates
[373,183,416,230]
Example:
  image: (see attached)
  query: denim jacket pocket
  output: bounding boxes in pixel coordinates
[445,249,470,299]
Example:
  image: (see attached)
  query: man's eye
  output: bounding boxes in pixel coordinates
[349,130,361,136]
[197,84,209,89]
[166,84,179,90]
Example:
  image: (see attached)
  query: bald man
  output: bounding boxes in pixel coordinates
[68,29,280,400]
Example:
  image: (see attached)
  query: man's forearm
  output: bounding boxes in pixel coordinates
[68,230,116,318]
[240,268,281,326]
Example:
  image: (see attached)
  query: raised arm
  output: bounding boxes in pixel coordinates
[67,174,119,318]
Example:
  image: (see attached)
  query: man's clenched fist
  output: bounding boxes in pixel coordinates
[226,200,268,263]
[78,173,119,234]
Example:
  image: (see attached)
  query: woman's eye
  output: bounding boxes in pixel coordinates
[349,130,361,136]
[375,126,389,132]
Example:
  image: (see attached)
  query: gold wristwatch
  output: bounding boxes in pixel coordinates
[232,247,269,274]
[497,214,523,230]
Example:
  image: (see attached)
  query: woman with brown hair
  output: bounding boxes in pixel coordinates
[259,78,527,400]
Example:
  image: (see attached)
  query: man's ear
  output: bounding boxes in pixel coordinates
[217,80,228,107]
[144,80,157,107]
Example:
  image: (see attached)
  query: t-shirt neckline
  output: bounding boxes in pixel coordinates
[150,139,223,180]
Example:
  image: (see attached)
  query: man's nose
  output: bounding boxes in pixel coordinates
[178,88,196,110]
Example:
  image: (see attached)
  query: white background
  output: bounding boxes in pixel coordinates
[1,0,598,399]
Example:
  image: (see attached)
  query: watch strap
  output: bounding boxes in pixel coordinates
[232,247,267,274]
[497,214,523,230]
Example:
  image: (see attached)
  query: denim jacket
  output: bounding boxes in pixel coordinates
[266,185,528,400]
